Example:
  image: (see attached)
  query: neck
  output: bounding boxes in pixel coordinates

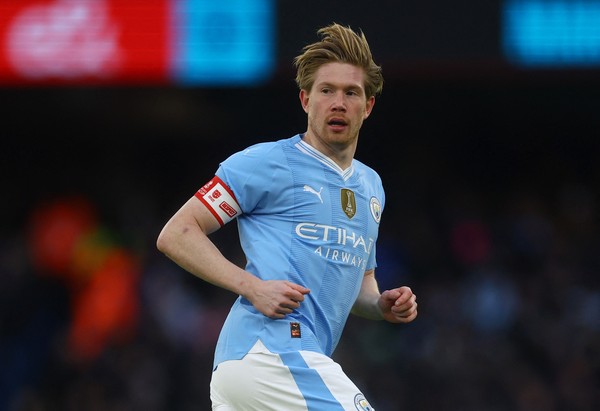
[301,132,357,170]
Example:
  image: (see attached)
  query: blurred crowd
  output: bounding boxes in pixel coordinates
[1,71,599,411]
[1,171,598,411]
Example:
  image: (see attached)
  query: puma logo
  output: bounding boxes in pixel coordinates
[303,185,323,203]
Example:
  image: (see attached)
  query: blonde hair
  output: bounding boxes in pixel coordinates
[293,23,383,98]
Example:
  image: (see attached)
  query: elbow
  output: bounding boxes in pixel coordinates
[156,227,172,255]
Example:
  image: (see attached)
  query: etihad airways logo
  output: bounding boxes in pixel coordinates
[295,222,375,253]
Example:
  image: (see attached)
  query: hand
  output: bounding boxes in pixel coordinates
[378,286,417,323]
[246,280,310,319]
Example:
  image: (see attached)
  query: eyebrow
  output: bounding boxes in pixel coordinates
[317,81,364,92]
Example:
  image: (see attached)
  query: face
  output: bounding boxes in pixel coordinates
[300,62,375,157]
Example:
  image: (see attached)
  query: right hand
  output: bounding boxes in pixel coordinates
[245,280,311,319]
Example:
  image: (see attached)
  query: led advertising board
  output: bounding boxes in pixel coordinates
[0,0,275,86]
[503,0,600,67]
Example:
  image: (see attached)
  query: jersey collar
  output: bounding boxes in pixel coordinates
[295,139,354,181]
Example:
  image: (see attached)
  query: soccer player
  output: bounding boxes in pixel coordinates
[157,23,418,410]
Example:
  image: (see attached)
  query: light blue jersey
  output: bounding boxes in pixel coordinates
[210,134,385,369]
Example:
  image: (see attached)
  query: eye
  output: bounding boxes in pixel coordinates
[321,87,332,94]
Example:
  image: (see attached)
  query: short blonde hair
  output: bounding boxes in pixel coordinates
[293,23,383,98]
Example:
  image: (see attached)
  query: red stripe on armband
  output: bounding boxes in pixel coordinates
[194,176,242,226]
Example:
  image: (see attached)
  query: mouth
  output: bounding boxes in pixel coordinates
[327,118,348,130]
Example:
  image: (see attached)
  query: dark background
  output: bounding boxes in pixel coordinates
[2,1,599,410]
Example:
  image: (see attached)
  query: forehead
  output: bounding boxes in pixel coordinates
[313,62,365,89]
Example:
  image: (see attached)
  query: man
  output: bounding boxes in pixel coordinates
[157,23,418,410]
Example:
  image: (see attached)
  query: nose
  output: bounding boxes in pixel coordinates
[331,91,346,111]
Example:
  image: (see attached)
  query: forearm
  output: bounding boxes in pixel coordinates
[351,270,383,320]
[156,206,259,298]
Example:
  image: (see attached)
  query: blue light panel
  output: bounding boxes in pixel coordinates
[503,0,600,67]
[171,0,275,86]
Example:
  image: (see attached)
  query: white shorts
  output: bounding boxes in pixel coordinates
[210,340,375,411]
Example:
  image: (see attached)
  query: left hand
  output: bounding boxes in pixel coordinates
[378,286,418,323]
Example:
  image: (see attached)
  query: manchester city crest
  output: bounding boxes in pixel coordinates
[369,196,382,223]
[354,393,375,411]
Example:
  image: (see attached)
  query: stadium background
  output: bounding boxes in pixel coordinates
[1,1,599,410]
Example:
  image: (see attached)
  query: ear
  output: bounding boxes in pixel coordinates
[299,89,310,113]
[364,96,375,119]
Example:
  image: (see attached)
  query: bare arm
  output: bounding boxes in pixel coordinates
[156,196,310,318]
[351,270,418,323]
[157,196,253,294]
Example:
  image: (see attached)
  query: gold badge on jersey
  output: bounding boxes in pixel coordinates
[341,189,356,219]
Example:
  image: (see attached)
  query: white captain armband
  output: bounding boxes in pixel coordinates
[194,176,242,226]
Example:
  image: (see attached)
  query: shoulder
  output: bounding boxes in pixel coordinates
[352,158,383,185]
[223,135,300,166]
[352,159,385,210]
[216,135,300,191]
[216,136,300,212]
